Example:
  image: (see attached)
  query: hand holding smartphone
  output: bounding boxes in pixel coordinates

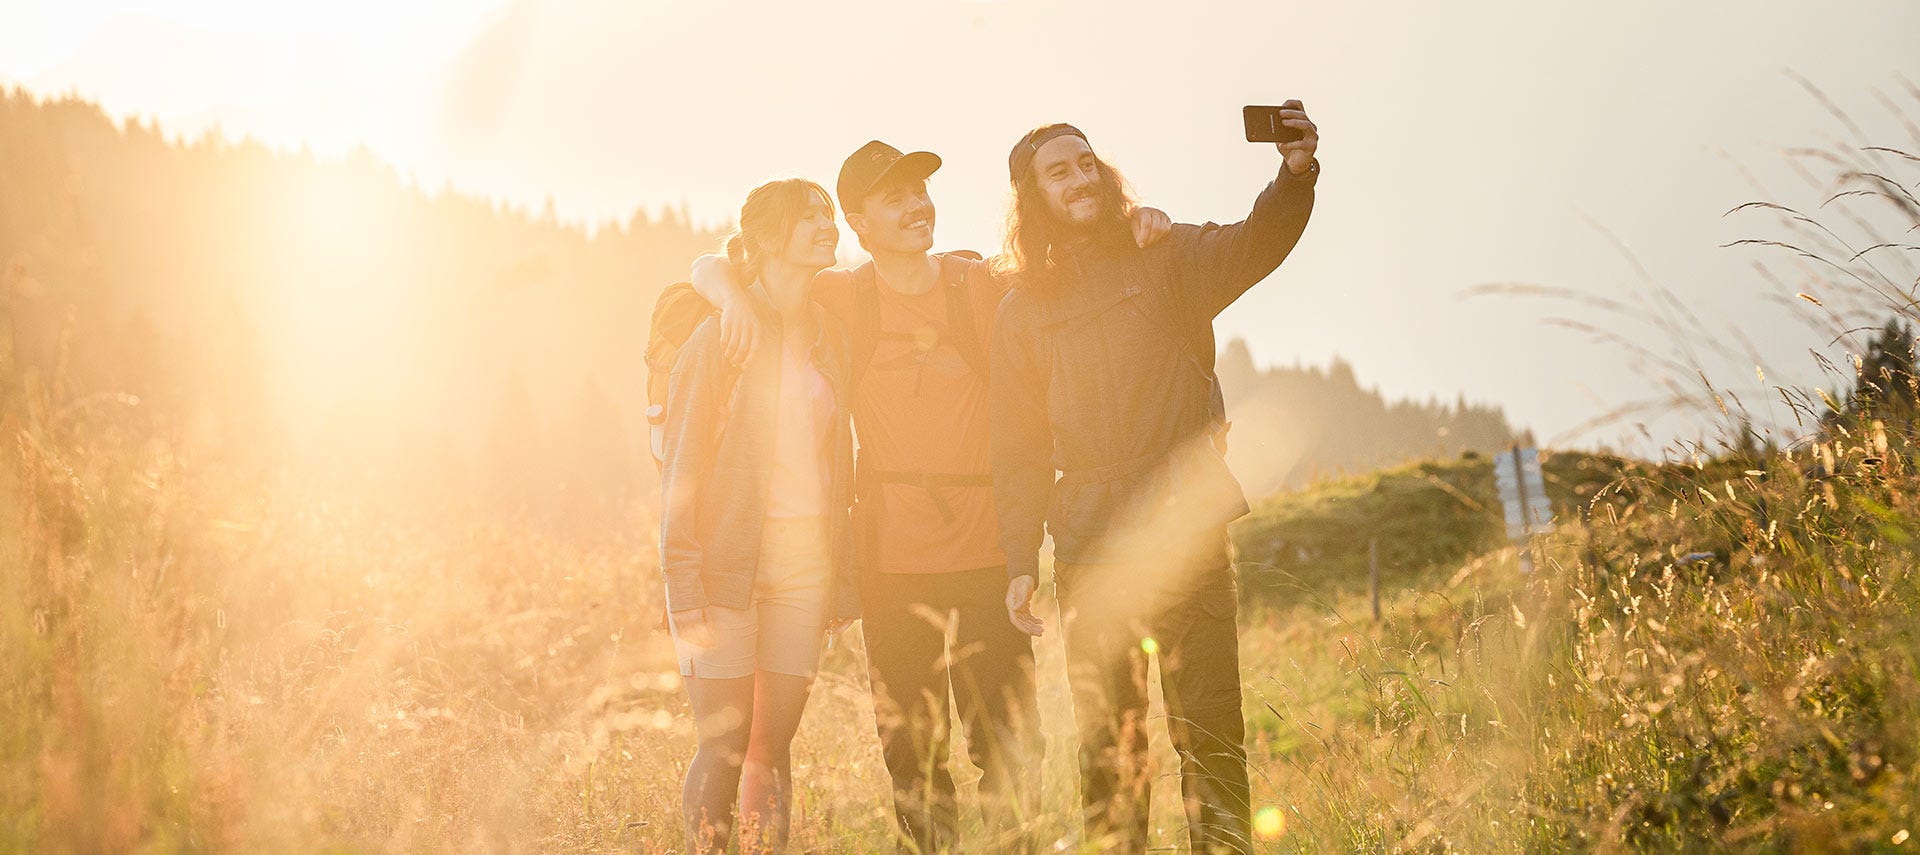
[1243,104,1306,144]
[1244,101,1318,176]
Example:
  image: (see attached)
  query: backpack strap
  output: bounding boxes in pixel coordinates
[850,263,882,391]
[939,253,990,380]
[852,256,992,388]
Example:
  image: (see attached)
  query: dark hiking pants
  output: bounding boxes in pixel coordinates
[1056,551,1252,854]
[862,566,1043,852]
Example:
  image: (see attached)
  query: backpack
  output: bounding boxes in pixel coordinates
[644,282,719,470]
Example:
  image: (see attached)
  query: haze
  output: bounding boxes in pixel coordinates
[6,0,1918,451]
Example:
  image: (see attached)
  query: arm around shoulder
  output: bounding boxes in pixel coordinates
[689,253,747,305]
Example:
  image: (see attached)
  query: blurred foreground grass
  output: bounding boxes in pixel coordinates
[8,372,1920,851]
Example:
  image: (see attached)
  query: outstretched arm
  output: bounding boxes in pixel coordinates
[1175,99,1321,319]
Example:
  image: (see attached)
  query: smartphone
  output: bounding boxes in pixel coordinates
[1243,105,1305,144]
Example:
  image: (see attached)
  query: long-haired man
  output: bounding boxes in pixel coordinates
[990,102,1319,853]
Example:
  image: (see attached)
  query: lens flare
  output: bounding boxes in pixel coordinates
[1254,806,1286,840]
[1140,636,1159,656]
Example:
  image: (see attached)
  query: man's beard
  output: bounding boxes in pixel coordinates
[1055,184,1125,237]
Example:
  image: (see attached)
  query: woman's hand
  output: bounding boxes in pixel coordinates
[671,608,715,648]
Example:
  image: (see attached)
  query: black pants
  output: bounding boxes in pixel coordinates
[862,566,1043,853]
[1056,547,1252,854]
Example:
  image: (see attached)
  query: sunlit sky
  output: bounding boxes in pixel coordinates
[6,0,1919,452]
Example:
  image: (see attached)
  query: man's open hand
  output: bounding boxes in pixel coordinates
[716,296,762,367]
[1131,206,1173,248]
[1005,575,1044,637]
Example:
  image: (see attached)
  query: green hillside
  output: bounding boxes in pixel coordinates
[1218,425,1920,850]
[1231,449,1632,604]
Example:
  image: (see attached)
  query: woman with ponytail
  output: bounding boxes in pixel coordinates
[656,178,856,853]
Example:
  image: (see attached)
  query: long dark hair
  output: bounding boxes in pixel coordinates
[996,155,1139,290]
[723,178,835,285]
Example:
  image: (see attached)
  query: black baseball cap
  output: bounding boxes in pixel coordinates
[837,140,941,214]
[1008,123,1088,183]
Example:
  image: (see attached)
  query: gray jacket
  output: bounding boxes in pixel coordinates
[991,162,1319,580]
[657,287,859,619]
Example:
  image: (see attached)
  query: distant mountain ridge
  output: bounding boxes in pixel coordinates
[1215,339,1518,496]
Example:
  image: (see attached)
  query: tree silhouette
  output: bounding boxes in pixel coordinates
[0,87,722,525]
[1826,317,1919,428]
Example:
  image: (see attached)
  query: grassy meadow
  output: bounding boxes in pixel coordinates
[7,91,1920,851]
[10,368,1920,851]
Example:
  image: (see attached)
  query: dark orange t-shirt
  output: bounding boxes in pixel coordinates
[813,253,1006,574]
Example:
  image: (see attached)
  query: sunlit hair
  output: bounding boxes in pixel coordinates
[996,154,1139,290]
[723,178,835,285]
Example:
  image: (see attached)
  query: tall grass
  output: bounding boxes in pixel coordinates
[1226,85,1920,850]
[2,343,694,850]
[7,87,1920,851]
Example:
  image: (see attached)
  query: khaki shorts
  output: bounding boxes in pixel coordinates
[670,516,832,679]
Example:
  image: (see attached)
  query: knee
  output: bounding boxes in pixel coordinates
[693,699,751,738]
[743,737,792,770]
[694,739,749,774]
[1181,699,1247,741]
[693,718,752,769]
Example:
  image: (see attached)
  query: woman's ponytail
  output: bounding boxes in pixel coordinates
[720,178,834,289]
[723,233,755,284]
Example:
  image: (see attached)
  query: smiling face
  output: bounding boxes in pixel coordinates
[777,188,839,271]
[1030,134,1106,227]
[847,178,935,255]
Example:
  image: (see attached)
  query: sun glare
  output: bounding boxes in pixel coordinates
[252,157,418,439]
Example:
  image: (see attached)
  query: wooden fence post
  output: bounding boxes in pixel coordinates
[1369,537,1381,621]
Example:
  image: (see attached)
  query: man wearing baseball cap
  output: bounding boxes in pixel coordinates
[686,139,1172,851]
[991,103,1320,853]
